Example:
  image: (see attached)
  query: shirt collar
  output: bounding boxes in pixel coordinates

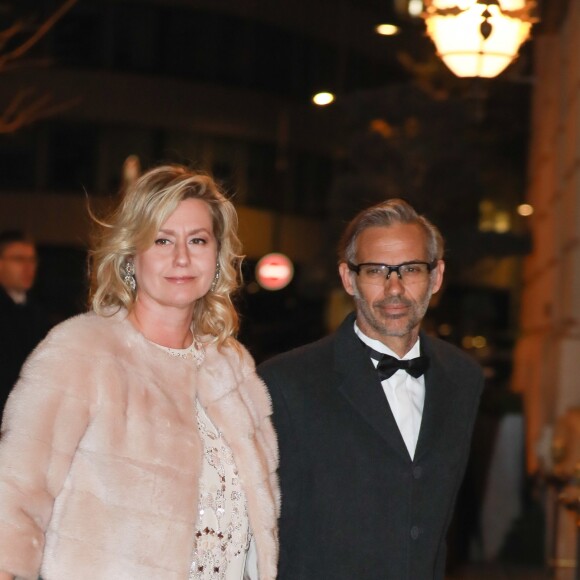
[6,289,27,305]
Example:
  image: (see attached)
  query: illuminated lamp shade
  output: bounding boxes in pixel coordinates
[255,253,294,291]
[422,0,537,78]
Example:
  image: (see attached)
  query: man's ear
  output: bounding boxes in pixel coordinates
[338,262,356,297]
[431,260,445,294]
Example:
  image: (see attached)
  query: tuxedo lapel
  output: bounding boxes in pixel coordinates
[414,334,460,461]
[333,314,411,461]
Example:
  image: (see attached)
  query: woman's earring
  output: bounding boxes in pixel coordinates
[211,262,220,292]
[123,260,136,291]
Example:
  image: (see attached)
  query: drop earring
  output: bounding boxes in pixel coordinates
[211,262,220,292]
[123,260,136,291]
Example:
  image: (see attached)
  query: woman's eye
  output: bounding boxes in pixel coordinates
[190,238,207,245]
[154,238,171,246]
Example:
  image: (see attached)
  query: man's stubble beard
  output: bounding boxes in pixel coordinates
[352,279,435,339]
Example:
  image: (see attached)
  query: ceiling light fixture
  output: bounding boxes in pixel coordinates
[376,24,400,36]
[422,0,538,78]
[312,92,335,106]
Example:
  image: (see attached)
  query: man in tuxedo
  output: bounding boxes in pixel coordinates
[0,231,51,417]
[258,199,483,579]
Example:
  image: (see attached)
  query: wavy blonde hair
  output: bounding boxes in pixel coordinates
[90,165,243,347]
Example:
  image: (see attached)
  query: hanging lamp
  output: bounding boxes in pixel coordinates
[422,0,537,78]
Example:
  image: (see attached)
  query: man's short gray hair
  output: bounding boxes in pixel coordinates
[337,199,444,264]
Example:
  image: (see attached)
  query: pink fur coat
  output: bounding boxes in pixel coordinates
[0,310,279,579]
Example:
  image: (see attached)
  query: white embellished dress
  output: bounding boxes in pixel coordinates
[154,340,254,580]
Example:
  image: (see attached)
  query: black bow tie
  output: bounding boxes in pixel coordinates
[366,346,429,381]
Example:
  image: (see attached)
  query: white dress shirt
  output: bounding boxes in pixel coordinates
[354,323,425,459]
[6,289,27,304]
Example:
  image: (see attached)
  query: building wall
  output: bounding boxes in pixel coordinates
[513,0,580,473]
[513,1,580,573]
[0,191,322,263]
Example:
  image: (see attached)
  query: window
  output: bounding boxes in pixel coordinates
[46,123,98,192]
[0,129,37,190]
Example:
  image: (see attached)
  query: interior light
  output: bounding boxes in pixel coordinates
[438,323,453,337]
[494,210,511,233]
[422,0,537,78]
[312,92,335,106]
[376,24,400,36]
[408,0,423,18]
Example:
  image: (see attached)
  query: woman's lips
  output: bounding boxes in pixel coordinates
[165,276,195,284]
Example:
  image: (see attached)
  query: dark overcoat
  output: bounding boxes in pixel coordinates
[0,287,50,415]
[258,312,483,580]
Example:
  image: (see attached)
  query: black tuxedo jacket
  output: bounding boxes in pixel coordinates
[0,287,51,416]
[258,312,483,580]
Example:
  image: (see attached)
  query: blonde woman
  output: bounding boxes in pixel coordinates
[0,165,279,580]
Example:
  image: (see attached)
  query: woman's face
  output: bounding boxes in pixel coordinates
[133,198,218,313]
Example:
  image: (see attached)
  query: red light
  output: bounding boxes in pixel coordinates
[255,253,294,291]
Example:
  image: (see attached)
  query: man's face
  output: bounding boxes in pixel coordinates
[0,242,38,293]
[339,224,444,351]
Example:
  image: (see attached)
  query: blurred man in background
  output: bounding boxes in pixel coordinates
[0,231,51,416]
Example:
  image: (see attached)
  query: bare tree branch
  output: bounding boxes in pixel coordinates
[0,89,80,134]
[0,21,27,52]
[0,0,79,133]
[0,0,78,70]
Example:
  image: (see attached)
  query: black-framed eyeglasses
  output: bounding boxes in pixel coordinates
[347,260,437,286]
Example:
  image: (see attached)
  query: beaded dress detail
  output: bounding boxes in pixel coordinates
[153,338,252,579]
[190,403,252,579]
[159,339,206,367]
